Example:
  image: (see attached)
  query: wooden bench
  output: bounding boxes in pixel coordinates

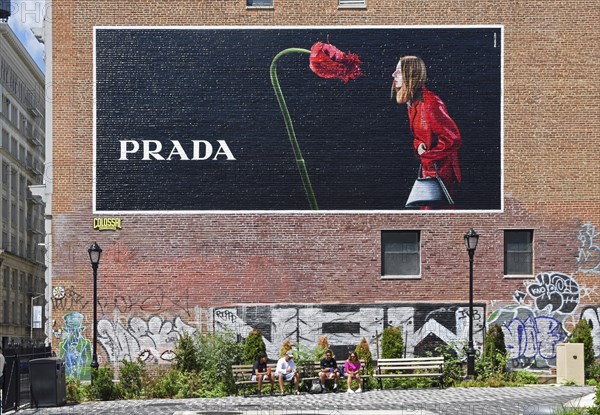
[373,357,445,389]
[301,359,370,391]
[232,363,278,396]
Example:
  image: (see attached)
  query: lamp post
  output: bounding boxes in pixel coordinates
[88,242,102,373]
[464,228,479,379]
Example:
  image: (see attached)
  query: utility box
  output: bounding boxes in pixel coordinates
[29,358,67,408]
[556,343,585,386]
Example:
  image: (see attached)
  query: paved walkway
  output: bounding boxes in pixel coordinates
[11,385,596,415]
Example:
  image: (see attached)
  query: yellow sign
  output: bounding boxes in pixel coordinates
[93,217,122,231]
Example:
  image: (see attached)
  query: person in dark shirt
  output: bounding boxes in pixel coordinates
[252,354,274,396]
[319,349,340,392]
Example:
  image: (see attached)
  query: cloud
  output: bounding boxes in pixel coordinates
[7,0,46,72]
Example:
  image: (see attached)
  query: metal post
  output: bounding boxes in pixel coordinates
[466,249,475,378]
[91,263,99,373]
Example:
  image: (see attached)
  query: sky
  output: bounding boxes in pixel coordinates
[7,0,46,72]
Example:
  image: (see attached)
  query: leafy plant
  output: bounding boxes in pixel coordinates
[279,338,293,358]
[117,358,146,399]
[381,326,404,359]
[194,331,243,396]
[483,324,507,372]
[243,329,266,364]
[87,366,120,401]
[174,333,199,372]
[316,336,330,360]
[355,337,373,374]
[66,376,86,403]
[569,319,595,377]
[511,370,538,385]
[431,342,465,387]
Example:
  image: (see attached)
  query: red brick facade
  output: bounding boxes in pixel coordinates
[51,1,599,377]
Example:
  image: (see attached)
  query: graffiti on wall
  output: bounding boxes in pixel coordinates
[58,312,92,380]
[578,222,600,275]
[488,272,587,368]
[581,307,600,358]
[212,303,485,360]
[96,315,195,364]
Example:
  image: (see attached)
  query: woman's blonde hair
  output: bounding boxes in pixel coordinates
[391,56,427,104]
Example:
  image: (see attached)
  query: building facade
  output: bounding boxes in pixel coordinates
[50,1,598,380]
[0,22,46,346]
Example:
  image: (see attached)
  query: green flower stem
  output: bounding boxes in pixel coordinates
[270,48,319,210]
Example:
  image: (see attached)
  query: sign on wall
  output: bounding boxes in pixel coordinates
[94,26,502,213]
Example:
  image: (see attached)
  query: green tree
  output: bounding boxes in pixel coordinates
[483,324,507,372]
[174,333,199,372]
[569,319,595,376]
[355,337,373,374]
[381,326,404,359]
[243,329,267,364]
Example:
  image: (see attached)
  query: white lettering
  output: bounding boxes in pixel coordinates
[192,140,213,161]
[117,140,236,161]
[119,140,139,160]
[214,140,236,160]
[143,141,164,160]
[167,140,190,160]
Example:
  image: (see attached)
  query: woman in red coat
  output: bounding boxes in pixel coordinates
[392,56,461,209]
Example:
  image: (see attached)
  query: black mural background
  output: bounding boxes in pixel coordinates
[95,27,502,211]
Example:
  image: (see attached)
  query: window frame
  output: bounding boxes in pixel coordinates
[381,230,421,279]
[246,0,274,9]
[503,229,534,278]
[338,0,367,9]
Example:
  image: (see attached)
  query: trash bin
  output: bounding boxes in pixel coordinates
[29,358,66,407]
[556,343,584,385]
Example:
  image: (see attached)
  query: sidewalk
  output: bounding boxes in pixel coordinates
[7,385,596,415]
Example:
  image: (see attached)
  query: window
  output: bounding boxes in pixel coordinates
[504,230,533,275]
[339,0,366,7]
[247,0,273,7]
[381,230,420,277]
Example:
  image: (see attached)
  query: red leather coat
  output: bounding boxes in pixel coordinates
[407,87,461,190]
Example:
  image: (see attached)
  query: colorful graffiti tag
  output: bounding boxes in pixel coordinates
[58,312,92,380]
[488,272,584,368]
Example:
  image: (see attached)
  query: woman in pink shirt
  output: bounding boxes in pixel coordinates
[344,352,363,393]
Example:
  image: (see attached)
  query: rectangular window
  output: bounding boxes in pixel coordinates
[339,0,366,7]
[381,230,420,277]
[504,230,533,276]
[247,0,273,7]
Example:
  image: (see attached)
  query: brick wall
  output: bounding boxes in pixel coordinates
[51,1,599,377]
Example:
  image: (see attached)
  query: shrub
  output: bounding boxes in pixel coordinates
[279,338,293,358]
[175,333,199,372]
[432,342,464,387]
[355,337,373,374]
[381,326,404,359]
[316,336,330,360]
[87,367,120,401]
[511,370,538,385]
[66,376,86,403]
[117,358,145,399]
[483,324,507,372]
[194,331,243,396]
[243,329,266,364]
[569,319,595,376]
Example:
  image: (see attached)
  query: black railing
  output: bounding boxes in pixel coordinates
[2,345,51,412]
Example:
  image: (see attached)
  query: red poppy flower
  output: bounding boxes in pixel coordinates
[309,41,362,83]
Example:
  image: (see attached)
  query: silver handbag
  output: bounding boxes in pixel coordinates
[405,164,454,207]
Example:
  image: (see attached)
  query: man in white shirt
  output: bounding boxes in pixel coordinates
[275,351,300,395]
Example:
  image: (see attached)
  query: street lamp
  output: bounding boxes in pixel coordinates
[464,228,479,379]
[88,242,102,373]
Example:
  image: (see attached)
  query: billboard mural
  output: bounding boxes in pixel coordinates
[94,26,502,212]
